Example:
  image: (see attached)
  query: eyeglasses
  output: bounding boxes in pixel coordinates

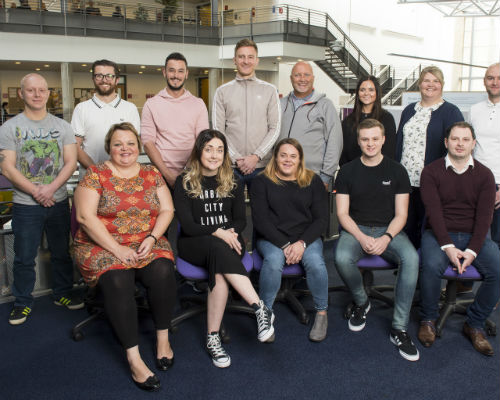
[93,73,116,81]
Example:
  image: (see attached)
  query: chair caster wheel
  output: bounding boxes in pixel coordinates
[72,331,84,341]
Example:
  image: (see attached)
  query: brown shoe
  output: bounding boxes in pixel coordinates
[463,322,494,356]
[418,320,436,347]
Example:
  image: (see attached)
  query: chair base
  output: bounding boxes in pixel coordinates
[435,279,497,337]
[362,269,395,307]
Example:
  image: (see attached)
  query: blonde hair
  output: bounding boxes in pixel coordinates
[183,129,236,198]
[418,66,444,88]
[263,138,315,188]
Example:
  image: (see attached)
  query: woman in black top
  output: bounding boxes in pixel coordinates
[173,129,274,369]
[340,76,396,165]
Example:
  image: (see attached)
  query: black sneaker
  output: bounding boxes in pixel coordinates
[206,332,231,368]
[54,293,84,310]
[253,300,275,342]
[348,300,370,332]
[9,306,31,325]
[390,329,420,361]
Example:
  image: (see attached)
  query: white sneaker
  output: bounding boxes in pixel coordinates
[206,332,231,368]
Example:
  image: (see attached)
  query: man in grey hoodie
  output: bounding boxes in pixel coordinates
[279,62,343,188]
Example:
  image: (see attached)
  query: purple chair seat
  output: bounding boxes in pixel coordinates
[176,251,253,281]
[251,250,304,275]
[442,265,481,280]
[357,255,394,269]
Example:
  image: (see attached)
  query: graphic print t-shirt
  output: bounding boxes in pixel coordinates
[0,112,76,205]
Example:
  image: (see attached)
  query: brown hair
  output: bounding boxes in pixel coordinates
[446,121,475,140]
[263,138,315,188]
[357,118,385,137]
[234,38,258,56]
[104,122,142,154]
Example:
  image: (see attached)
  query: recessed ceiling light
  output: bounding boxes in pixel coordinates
[82,64,87,67]
[204,70,208,74]
[233,69,238,72]
[298,59,303,62]
[156,68,161,71]
[140,65,146,69]
[44,64,50,67]
[138,71,143,74]
[276,57,282,60]
[15,61,21,65]
[35,68,41,71]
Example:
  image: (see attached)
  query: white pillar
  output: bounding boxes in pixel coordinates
[61,62,74,122]
[208,68,219,124]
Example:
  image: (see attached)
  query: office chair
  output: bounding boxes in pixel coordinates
[435,265,496,337]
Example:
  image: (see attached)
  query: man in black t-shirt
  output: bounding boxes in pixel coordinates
[334,118,420,362]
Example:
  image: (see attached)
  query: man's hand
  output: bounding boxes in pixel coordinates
[33,184,56,207]
[358,234,376,254]
[370,235,391,255]
[236,154,259,175]
[444,247,474,274]
[284,241,305,264]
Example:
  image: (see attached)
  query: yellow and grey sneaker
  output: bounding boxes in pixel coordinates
[9,306,31,325]
[54,294,84,310]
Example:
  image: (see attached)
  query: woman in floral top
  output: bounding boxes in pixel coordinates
[74,122,176,392]
[395,66,464,248]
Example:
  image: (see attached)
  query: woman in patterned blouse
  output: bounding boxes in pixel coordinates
[73,122,176,392]
[395,66,464,248]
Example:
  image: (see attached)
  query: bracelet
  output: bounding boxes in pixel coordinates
[281,241,291,250]
[146,234,158,245]
[383,232,393,241]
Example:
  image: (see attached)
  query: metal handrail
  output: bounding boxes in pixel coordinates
[382,64,422,105]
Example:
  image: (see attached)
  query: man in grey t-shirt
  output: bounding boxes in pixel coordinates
[0,73,82,325]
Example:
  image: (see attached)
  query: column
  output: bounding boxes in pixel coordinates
[208,68,219,122]
[60,62,74,122]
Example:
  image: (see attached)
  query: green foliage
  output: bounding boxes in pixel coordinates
[155,0,178,21]
[135,3,149,21]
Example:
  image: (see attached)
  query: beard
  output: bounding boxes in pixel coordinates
[166,79,185,92]
[95,83,116,96]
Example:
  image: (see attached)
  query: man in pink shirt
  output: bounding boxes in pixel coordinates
[141,52,209,187]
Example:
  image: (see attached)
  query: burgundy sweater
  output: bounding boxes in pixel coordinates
[420,157,496,254]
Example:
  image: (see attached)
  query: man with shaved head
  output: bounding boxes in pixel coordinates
[0,73,81,325]
[279,61,343,188]
[469,62,500,249]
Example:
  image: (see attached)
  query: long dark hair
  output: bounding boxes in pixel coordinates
[182,129,235,198]
[349,75,383,130]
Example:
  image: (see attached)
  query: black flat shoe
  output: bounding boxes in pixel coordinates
[156,356,174,371]
[133,375,161,392]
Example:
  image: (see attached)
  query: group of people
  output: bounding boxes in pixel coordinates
[0,35,499,391]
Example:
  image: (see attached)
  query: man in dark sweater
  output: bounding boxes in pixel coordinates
[334,118,420,362]
[419,121,500,356]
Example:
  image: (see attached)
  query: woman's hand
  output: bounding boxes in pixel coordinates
[213,228,242,255]
[113,245,139,266]
[137,236,156,260]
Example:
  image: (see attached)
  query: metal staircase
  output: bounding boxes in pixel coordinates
[314,14,373,93]
[381,65,422,105]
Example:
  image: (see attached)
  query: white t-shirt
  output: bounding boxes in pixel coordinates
[71,94,140,178]
[470,99,500,183]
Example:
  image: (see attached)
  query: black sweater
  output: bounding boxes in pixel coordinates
[250,173,327,248]
[173,174,246,237]
[340,109,396,166]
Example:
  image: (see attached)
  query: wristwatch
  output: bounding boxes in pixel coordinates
[299,240,307,249]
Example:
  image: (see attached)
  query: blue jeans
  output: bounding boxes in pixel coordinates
[234,167,263,191]
[256,238,329,311]
[420,230,500,328]
[334,225,419,331]
[12,200,74,308]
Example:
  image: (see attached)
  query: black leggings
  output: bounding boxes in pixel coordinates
[98,258,177,349]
